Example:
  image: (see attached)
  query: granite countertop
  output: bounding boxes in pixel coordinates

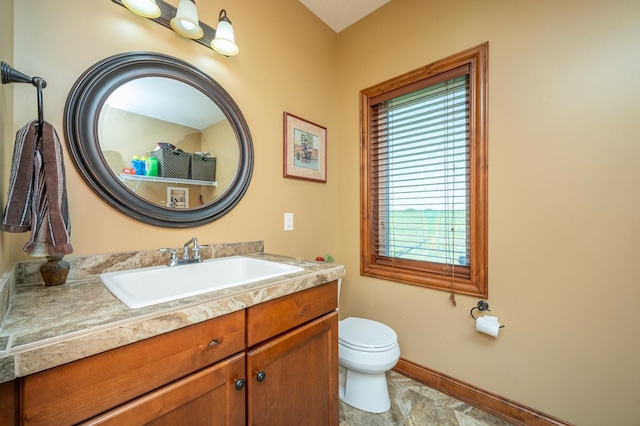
[0,241,344,384]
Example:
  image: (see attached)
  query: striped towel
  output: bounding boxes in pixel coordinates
[1,120,73,256]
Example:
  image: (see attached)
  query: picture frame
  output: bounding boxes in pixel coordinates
[283,112,327,183]
[167,186,189,209]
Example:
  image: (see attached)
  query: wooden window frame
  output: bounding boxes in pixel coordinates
[360,43,488,298]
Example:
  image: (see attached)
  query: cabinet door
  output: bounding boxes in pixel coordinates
[0,380,17,426]
[81,353,246,426]
[247,311,338,426]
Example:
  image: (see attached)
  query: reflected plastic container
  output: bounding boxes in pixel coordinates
[131,155,140,170]
[146,157,159,177]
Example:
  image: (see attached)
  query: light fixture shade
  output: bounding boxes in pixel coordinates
[170,0,204,39]
[121,0,161,19]
[212,10,239,56]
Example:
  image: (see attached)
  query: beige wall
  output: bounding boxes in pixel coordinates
[337,1,640,425]
[5,0,339,263]
[202,119,237,199]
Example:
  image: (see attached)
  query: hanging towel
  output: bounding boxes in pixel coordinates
[1,120,73,256]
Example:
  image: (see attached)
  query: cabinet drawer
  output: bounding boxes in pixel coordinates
[246,281,337,347]
[22,310,245,425]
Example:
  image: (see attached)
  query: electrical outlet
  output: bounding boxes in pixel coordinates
[284,213,294,231]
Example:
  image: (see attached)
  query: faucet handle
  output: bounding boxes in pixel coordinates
[159,248,178,266]
[182,236,199,260]
[193,244,209,261]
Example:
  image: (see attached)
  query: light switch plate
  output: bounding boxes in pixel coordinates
[284,213,294,231]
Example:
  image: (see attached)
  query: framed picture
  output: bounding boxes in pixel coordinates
[167,186,189,209]
[283,112,327,183]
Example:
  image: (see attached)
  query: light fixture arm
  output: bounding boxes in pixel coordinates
[112,0,223,53]
[218,9,231,23]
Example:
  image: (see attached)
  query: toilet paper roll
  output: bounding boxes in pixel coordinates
[476,315,501,337]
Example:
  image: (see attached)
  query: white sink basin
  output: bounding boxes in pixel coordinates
[100,256,304,308]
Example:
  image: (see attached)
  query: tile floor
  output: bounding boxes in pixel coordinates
[339,370,514,426]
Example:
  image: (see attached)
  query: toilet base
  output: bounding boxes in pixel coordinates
[339,365,391,413]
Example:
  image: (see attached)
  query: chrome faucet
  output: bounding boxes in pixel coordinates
[182,236,201,262]
[159,237,205,267]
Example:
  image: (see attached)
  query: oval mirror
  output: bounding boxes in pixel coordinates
[64,52,253,227]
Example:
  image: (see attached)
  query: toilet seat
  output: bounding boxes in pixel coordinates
[339,317,398,353]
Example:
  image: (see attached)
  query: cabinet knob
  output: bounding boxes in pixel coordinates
[208,339,220,348]
[256,371,266,382]
[235,379,246,391]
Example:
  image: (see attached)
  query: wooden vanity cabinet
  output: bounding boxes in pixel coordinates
[247,312,338,426]
[12,280,338,425]
[0,380,18,425]
[246,280,339,426]
[21,310,246,425]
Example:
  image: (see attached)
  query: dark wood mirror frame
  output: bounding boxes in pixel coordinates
[64,52,253,227]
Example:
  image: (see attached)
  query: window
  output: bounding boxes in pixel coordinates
[360,43,488,299]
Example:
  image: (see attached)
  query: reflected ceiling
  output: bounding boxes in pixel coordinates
[104,77,225,130]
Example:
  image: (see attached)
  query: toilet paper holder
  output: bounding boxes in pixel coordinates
[470,300,505,328]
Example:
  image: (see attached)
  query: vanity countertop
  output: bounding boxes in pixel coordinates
[0,243,344,384]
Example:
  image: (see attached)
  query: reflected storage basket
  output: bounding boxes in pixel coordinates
[151,149,191,179]
[190,155,217,182]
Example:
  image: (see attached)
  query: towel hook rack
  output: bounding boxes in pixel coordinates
[1,61,47,139]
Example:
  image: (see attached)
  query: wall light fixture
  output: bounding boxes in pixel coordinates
[121,0,161,18]
[113,0,239,56]
[170,0,204,39]
[211,10,238,56]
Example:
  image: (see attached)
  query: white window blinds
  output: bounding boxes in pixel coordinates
[370,74,471,267]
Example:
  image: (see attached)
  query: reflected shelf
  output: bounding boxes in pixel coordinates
[118,173,217,192]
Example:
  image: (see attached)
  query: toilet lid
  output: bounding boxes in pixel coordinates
[339,317,398,352]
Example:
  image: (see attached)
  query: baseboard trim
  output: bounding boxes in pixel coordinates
[393,358,573,426]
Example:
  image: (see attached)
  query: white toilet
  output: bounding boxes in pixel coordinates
[337,279,401,413]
